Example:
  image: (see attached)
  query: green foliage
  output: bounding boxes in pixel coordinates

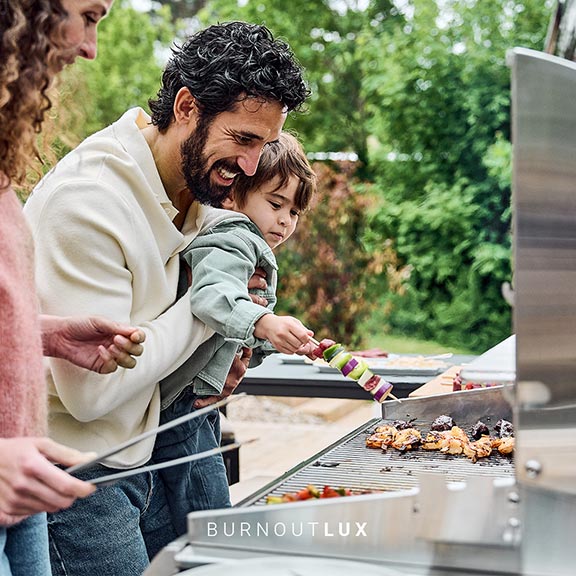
[355,0,550,352]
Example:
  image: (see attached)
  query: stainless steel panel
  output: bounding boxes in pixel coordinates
[510,47,576,496]
[511,46,576,576]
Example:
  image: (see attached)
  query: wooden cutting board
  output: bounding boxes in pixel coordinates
[408,365,462,397]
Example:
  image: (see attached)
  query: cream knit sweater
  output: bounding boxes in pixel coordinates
[24,108,224,468]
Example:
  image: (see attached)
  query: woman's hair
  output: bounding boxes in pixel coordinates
[149,21,310,131]
[233,132,317,213]
[0,0,67,186]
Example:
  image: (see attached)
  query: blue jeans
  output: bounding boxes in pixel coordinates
[47,388,231,576]
[155,387,231,535]
[0,514,51,576]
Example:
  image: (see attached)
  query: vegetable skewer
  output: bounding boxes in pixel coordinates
[310,338,400,403]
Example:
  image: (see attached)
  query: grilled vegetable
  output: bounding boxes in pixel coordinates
[312,338,394,403]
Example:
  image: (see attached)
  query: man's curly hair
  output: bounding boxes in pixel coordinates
[149,21,310,131]
[0,0,67,187]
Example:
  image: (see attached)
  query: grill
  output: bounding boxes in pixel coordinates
[150,389,522,576]
[240,415,514,507]
[144,49,576,576]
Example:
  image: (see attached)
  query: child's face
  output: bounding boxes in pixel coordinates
[226,175,300,249]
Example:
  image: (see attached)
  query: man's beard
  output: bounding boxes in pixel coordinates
[180,116,237,207]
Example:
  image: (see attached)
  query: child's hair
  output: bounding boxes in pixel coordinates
[233,132,316,212]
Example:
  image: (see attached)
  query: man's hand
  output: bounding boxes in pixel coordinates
[0,437,96,519]
[193,347,253,409]
[248,267,268,307]
[41,315,146,374]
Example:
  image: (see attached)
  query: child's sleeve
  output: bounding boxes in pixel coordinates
[183,230,272,344]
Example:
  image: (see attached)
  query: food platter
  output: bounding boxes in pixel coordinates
[314,355,449,376]
[277,353,310,365]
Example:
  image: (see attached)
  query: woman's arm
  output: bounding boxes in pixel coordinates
[40,315,145,374]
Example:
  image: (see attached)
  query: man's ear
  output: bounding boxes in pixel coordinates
[173,87,197,125]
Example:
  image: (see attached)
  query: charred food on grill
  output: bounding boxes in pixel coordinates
[494,419,514,438]
[430,414,454,431]
[470,420,490,440]
[366,416,514,462]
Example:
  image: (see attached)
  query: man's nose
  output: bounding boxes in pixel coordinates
[237,147,262,177]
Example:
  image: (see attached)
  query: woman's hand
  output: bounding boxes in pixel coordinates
[0,437,96,520]
[41,315,145,374]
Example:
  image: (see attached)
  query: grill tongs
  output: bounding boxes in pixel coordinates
[66,393,253,488]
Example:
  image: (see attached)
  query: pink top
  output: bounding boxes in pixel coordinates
[0,186,46,440]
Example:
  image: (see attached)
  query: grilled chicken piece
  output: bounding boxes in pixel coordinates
[441,436,467,455]
[492,436,515,455]
[422,427,491,462]
[421,430,450,450]
[366,425,397,449]
[463,435,493,463]
[391,428,421,451]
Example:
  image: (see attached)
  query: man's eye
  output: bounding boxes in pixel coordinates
[84,13,99,24]
[236,136,251,145]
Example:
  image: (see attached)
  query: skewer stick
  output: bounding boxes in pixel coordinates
[308,336,402,403]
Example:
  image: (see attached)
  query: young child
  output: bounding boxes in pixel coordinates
[160,132,317,403]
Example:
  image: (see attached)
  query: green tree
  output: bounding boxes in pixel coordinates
[359,0,552,351]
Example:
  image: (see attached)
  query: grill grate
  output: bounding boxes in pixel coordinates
[242,416,515,506]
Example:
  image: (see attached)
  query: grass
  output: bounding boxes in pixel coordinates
[365,332,474,356]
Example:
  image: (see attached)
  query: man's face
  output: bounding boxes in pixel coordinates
[180,98,286,207]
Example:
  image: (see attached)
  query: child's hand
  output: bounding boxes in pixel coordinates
[295,341,317,357]
[254,314,313,354]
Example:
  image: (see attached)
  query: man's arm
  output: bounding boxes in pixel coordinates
[24,182,212,423]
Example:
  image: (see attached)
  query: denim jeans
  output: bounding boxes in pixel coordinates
[155,387,231,535]
[47,388,231,576]
[0,514,51,576]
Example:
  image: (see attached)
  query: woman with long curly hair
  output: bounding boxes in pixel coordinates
[0,2,147,574]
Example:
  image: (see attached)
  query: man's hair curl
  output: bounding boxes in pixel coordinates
[149,21,310,131]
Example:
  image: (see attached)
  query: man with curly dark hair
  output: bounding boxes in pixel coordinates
[24,21,310,575]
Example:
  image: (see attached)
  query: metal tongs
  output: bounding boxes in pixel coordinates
[66,393,254,487]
